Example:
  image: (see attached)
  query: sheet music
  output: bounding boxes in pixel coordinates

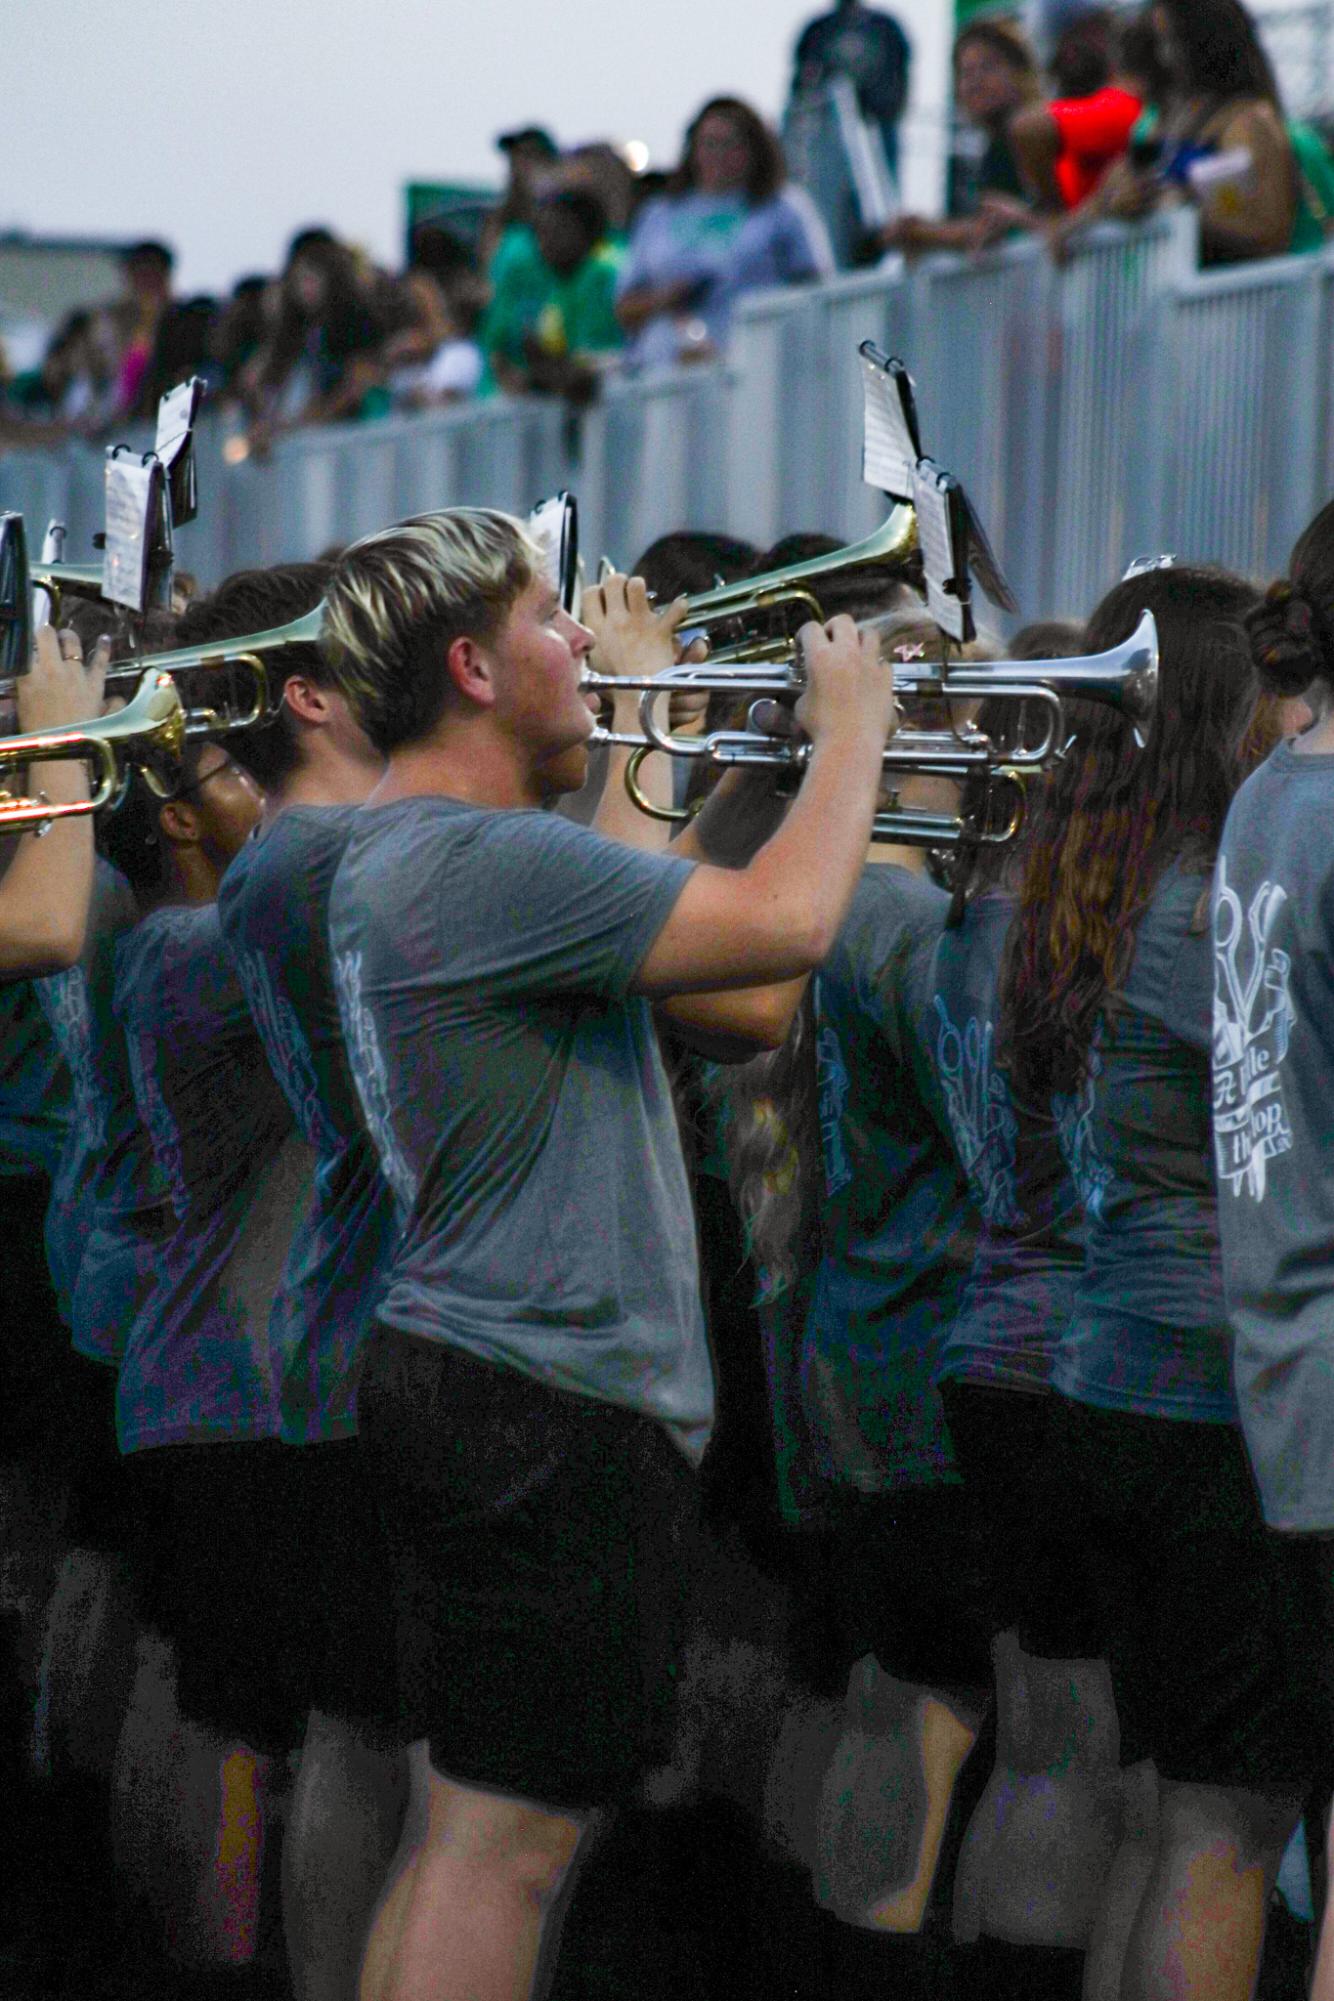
[103,457,156,611]
[912,461,969,642]
[859,345,918,499]
[155,380,201,471]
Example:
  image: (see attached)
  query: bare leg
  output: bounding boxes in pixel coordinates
[953,1635,1121,1948]
[283,1707,409,2001]
[34,1546,136,1781]
[1118,1779,1303,2001]
[1084,1761,1159,2001]
[111,1629,273,1966]
[813,1653,985,1933]
[357,1761,590,2001]
[1310,1812,1334,2001]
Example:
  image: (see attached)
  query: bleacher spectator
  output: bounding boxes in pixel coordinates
[790,0,912,181]
[107,239,176,419]
[239,227,393,447]
[382,224,486,408]
[878,18,1042,257]
[483,188,624,402]
[479,124,561,269]
[615,96,832,368]
[1096,0,1300,265]
[1006,9,1142,212]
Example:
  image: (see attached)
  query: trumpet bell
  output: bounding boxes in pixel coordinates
[0,670,187,833]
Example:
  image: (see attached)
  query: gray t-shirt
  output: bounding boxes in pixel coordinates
[328,796,714,1460]
[1214,739,1334,1529]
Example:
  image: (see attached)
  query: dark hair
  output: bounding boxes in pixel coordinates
[672,97,786,205]
[1052,8,1116,97]
[954,18,1042,86]
[755,532,918,622]
[1248,497,1334,696]
[632,530,758,601]
[1154,0,1282,106]
[131,296,219,419]
[122,238,174,273]
[174,562,332,788]
[537,188,608,246]
[262,233,385,384]
[1118,9,1173,105]
[1000,564,1259,1099]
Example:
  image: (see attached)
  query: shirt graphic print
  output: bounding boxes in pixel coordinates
[1212,857,1295,1201]
[932,997,1019,1228]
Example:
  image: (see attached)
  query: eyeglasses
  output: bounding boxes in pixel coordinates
[163,753,249,803]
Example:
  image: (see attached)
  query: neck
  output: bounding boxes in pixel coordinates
[372,717,544,813]
[266,746,383,817]
[163,849,223,908]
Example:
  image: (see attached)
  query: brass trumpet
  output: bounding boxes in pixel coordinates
[0,603,326,736]
[587,612,1159,846]
[675,504,918,645]
[0,671,187,833]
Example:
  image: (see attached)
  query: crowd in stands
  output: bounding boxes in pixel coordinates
[3,0,1332,450]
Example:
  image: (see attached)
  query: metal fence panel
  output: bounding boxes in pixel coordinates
[1045,212,1199,618]
[1145,253,1325,582]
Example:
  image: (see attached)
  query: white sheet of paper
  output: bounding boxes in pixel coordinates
[912,461,967,641]
[861,352,918,498]
[154,380,199,471]
[102,457,155,611]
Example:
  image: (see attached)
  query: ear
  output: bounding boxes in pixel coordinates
[283,674,334,726]
[157,798,202,848]
[443,633,498,711]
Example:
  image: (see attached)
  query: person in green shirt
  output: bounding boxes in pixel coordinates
[482,189,624,403]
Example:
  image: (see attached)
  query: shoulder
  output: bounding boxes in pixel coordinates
[834,867,948,975]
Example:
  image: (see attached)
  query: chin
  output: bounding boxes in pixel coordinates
[534,743,591,799]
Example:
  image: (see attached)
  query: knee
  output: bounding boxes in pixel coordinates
[426,1779,588,1908]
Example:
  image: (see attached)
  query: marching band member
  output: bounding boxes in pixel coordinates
[108,729,314,1986]
[928,653,1120,2000]
[1215,498,1334,2001]
[1000,565,1319,2001]
[322,505,895,2001]
[729,616,993,2001]
[205,562,408,2001]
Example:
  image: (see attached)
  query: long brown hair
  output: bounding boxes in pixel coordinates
[999,566,1259,1102]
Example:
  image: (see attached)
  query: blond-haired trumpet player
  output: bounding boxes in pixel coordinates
[318,505,896,2001]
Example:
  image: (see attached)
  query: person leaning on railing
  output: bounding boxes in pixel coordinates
[1075,0,1301,266]
[876,18,1043,259]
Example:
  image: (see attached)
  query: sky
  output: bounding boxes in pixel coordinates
[2,0,951,293]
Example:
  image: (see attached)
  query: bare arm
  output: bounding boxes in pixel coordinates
[632,618,894,996]
[0,628,108,975]
[1009,104,1064,210]
[1196,101,1296,262]
[615,281,696,335]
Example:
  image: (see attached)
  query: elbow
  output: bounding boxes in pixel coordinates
[3,916,85,977]
[788,906,839,975]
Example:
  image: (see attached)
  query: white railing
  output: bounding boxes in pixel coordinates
[5,213,1334,627]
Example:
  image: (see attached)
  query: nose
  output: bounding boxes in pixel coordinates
[561,610,596,661]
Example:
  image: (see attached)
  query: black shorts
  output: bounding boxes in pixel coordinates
[125,1436,398,1752]
[941,1379,1103,1662]
[784,1482,995,1703]
[0,1173,84,1463]
[357,1326,701,1814]
[1049,1397,1321,1792]
[64,1354,140,1553]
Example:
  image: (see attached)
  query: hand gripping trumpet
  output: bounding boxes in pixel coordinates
[0,671,187,834]
[585,611,1160,846]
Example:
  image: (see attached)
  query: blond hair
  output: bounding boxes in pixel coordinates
[321,508,541,753]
